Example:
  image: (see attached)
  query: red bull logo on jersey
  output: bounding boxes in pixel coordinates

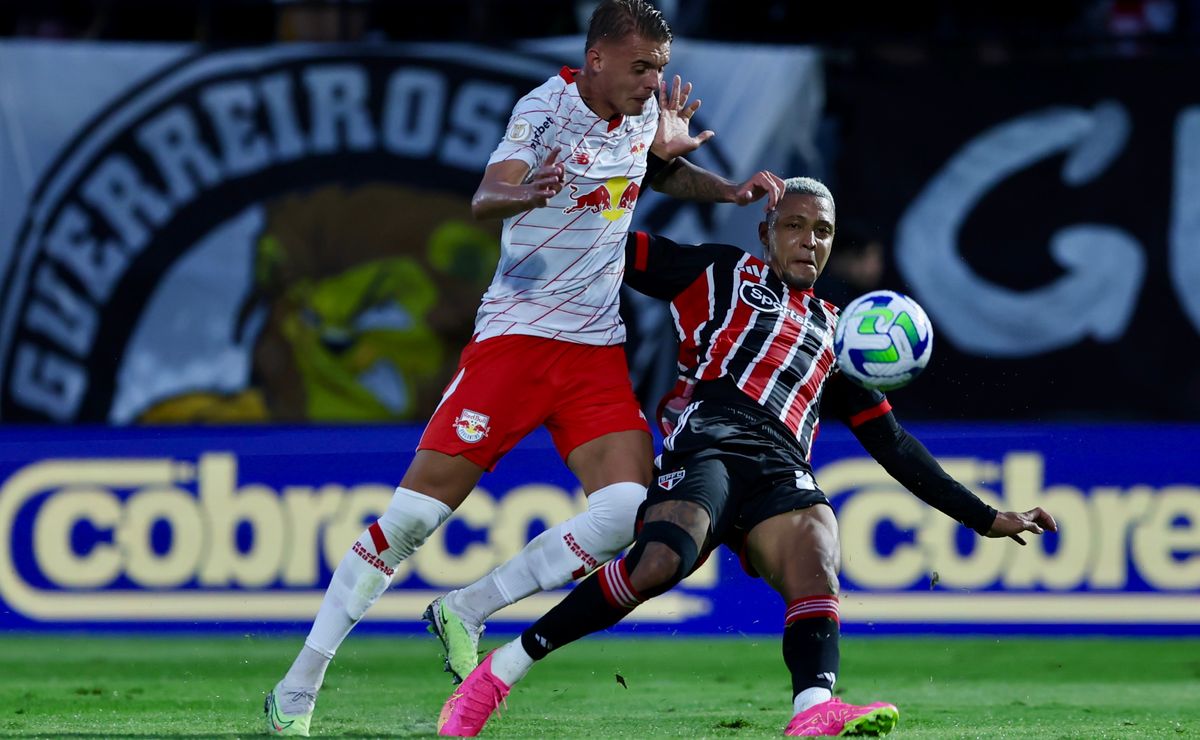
[453,409,491,443]
[564,177,640,222]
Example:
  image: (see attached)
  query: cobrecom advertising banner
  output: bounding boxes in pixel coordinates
[1,424,1196,635]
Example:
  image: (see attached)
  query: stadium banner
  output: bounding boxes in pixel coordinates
[0,39,819,426]
[830,56,1200,422]
[1,423,1197,636]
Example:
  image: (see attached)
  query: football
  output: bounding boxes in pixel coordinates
[833,290,934,391]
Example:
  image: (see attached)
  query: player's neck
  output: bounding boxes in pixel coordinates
[574,72,619,123]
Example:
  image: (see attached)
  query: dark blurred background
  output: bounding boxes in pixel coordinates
[3,0,1197,50]
[2,0,1197,424]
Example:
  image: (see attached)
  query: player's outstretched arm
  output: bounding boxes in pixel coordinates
[471,147,565,220]
[983,507,1059,545]
[648,75,784,209]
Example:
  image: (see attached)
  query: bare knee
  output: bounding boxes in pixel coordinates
[794,533,840,595]
[814,551,840,596]
[398,450,484,509]
[747,507,841,599]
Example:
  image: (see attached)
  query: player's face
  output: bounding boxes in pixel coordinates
[589,33,670,118]
[760,194,835,291]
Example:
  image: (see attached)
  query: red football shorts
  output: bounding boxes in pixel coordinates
[418,335,650,471]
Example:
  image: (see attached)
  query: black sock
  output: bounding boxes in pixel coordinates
[521,560,638,660]
[783,616,840,696]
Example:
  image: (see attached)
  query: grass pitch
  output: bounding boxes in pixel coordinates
[0,634,1195,738]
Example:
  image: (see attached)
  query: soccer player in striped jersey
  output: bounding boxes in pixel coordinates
[437,177,1058,737]
[265,1,786,735]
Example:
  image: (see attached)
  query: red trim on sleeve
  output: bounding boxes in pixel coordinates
[848,399,892,428]
[559,66,577,83]
[634,231,649,271]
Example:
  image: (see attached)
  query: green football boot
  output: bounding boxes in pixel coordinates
[264,686,314,737]
[424,595,484,683]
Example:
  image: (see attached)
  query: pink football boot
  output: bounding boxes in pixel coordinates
[437,651,510,737]
[784,697,899,736]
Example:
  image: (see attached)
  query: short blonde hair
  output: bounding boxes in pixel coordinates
[767,177,836,226]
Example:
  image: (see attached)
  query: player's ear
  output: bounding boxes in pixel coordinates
[586,46,603,73]
[758,220,770,248]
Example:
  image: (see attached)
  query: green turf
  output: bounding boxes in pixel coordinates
[0,634,1195,738]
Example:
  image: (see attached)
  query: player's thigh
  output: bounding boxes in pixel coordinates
[547,343,651,487]
[399,449,486,510]
[566,429,652,491]
[745,503,840,599]
[417,336,555,472]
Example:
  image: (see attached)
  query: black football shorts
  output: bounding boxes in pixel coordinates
[646,400,830,564]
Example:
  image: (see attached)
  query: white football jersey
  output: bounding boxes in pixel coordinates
[473,67,658,346]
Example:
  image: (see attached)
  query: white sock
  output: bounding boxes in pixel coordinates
[488,638,535,686]
[282,645,331,692]
[794,687,834,713]
[455,482,645,622]
[297,487,451,679]
[444,573,506,627]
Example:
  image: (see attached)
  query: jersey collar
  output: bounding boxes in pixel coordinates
[561,66,625,132]
[764,267,815,297]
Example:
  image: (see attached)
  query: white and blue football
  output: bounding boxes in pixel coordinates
[833,290,934,391]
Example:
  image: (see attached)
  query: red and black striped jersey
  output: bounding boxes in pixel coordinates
[625,231,891,459]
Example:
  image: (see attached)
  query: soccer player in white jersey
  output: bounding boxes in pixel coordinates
[264,1,785,735]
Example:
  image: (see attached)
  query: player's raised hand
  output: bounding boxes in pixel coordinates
[733,170,786,211]
[651,75,715,160]
[985,507,1059,545]
[528,146,566,207]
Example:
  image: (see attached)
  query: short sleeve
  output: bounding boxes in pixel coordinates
[488,89,559,171]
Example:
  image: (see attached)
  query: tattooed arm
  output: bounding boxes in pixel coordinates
[651,157,780,206]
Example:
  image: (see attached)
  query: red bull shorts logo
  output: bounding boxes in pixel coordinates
[564,177,640,222]
[453,409,491,444]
